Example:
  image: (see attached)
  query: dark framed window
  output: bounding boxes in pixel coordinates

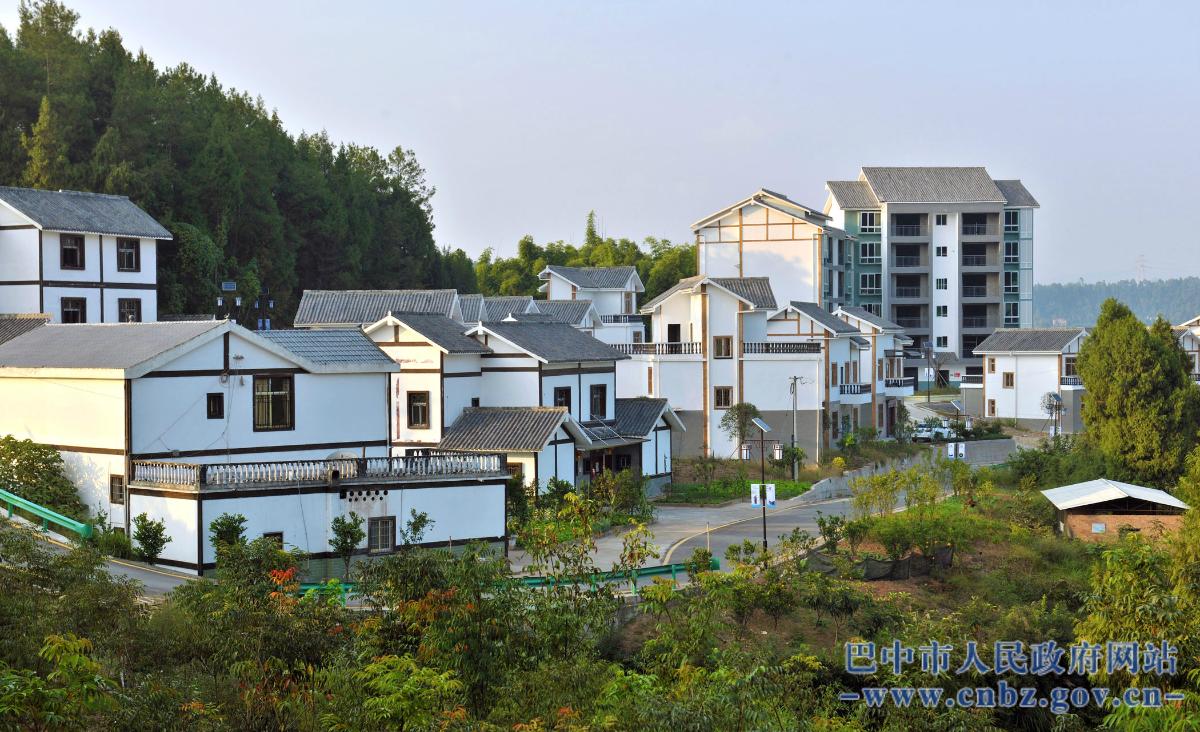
[60,297,86,323]
[505,462,524,479]
[206,393,224,419]
[589,384,607,419]
[714,386,733,409]
[116,238,140,272]
[470,397,480,408]
[117,297,142,322]
[1003,372,1015,388]
[553,386,571,408]
[109,475,125,505]
[1004,210,1020,232]
[60,234,84,270]
[616,454,632,471]
[407,391,430,428]
[368,516,396,553]
[935,214,947,226]
[263,532,283,546]
[253,375,294,431]
[713,336,733,359]
[666,324,681,343]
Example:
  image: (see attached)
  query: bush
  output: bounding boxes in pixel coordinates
[0,436,84,518]
[132,513,171,564]
[94,526,132,559]
[871,517,914,561]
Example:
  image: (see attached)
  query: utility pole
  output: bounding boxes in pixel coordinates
[789,375,800,481]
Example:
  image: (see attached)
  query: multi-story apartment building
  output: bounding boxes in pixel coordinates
[0,186,170,323]
[824,167,1038,384]
[691,189,855,312]
[538,265,646,344]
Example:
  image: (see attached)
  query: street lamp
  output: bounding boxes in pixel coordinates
[750,417,773,551]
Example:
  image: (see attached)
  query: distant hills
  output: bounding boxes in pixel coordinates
[1034,277,1200,327]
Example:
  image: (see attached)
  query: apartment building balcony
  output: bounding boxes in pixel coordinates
[600,313,643,324]
[129,453,507,492]
[961,275,1001,303]
[614,341,701,356]
[961,243,1001,272]
[893,317,928,330]
[961,304,999,332]
[891,273,927,303]
[1060,375,1084,388]
[884,376,915,396]
[837,382,872,405]
[961,213,1001,240]
[742,341,822,355]
[889,214,929,240]
[959,374,983,387]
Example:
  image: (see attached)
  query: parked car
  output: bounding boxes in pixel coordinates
[913,419,958,442]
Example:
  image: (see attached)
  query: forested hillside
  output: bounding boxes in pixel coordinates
[1034,277,1200,326]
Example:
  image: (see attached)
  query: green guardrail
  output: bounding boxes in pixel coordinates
[0,488,93,539]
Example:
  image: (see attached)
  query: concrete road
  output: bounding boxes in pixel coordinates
[27,528,194,597]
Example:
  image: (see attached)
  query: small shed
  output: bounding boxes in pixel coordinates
[1041,479,1189,542]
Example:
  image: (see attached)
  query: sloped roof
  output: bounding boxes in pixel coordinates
[826,180,881,210]
[1041,479,1189,512]
[787,302,860,335]
[294,289,459,326]
[392,313,491,353]
[612,398,675,439]
[972,328,1086,354]
[0,314,49,346]
[837,305,903,332]
[257,329,398,371]
[994,179,1040,208]
[482,296,537,321]
[533,300,598,326]
[459,294,484,322]
[439,407,567,452]
[692,188,830,230]
[860,167,1007,203]
[0,320,223,370]
[0,186,172,239]
[642,276,776,312]
[540,265,642,291]
[475,321,627,363]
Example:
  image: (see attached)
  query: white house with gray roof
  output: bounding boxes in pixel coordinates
[823,167,1039,385]
[961,327,1087,433]
[0,186,169,324]
[293,289,463,327]
[537,265,645,344]
[0,319,508,573]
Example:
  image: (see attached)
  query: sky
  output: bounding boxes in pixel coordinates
[3,0,1198,284]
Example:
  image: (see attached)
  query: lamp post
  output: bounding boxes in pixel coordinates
[741,417,780,551]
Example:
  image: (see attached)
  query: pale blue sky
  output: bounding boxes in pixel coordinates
[3,0,1198,282]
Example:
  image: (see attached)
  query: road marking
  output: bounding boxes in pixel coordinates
[661,495,848,564]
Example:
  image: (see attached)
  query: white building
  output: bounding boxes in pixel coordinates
[0,186,169,323]
[1177,316,1200,380]
[0,320,508,573]
[960,328,1088,433]
[537,265,646,344]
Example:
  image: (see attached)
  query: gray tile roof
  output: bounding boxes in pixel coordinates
[541,265,639,290]
[0,320,222,370]
[439,407,567,452]
[294,289,459,326]
[614,398,668,438]
[972,328,1086,354]
[393,313,490,353]
[481,296,537,321]
[838,305,903,332]
[860,167,1007,203]
[640,275,776,312]
[479,321,628,363]
[0,186,171,239]
[0,314,49,346]
[257,328,397,370]
[459,294,484,322]
[825,180,880,209]
[994,179,1040,208]
[531,300,595,325]
[789,302,860,335]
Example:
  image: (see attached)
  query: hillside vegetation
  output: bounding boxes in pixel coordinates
[1034,277,1200,326]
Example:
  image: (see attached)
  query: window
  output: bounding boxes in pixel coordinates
[470,397,480,408]
[666,324,681,343]
[206,393,224,419]
[935,246,948,257]
[1091,522,1106,535]
[117,297,142,322]
[1004,271,1019,294]
[589,384,607,418]
[505,462,524,479]
[987,399,996,417]
[116,238,140,272]
[1064,355,1078,376]
[407,391,431,428]
[713,336,733,359]
[109,475,125,505]
[935,278,948,290]
[859,211,880,234]
[615,454,632,471]
[863,303,881,316]
[936,336,948,348]
[936,305,948,317]
[623,292,634,314]
[1004,210,1020,233]
[60,297,86,323]
[830,364,838,386]
[60,234,84,270]
[553,386,571,408]
[1004,302,1019,326]
[253,375,294,431]
[263,532,284,546]
[859,241,880,264]
[859,273,881,295]
[935,214,947,226]
[714,386,733,409]
[632,331,643,343]
[647,366,653,394]
[368,517,397,552]
[987,357,996,373]
[1003,372,1015,388]
[1004,240,1020,263]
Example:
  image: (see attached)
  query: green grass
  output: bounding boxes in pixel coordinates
[660,480,811,505]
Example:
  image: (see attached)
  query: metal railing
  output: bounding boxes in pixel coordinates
[613,342,701,355]
[961,254,990,267]
[885,376,916,388]
[894,317,926,328]
[962,316,992,328]
[962,286,990,297]
[959,375,983,385]
[893,286,923,298]
[962,223,996,235]
[131,453,506,490]
[893,255,923,267]
[0,487,93,539]
[891,224,927,236]
[838,383,871,395]
[600,314,642,324]
[1061,375,1083,386]
[742,341,821,354]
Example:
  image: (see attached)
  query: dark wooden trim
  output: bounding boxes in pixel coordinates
[143,367,306,378]
[480,353,531,359]
[439,353,446,439]
[131,439,389,460]
[37,230,43,312]
[98,235,104,322]
[196,489,204,569]
[389,440,440,447]
[400,368,441,374]
[442,371,481,378]
[124,377,133,535]
[543,365,615,376]
[222,332,230,372]
[0,224,35,230]
[482,366,539,373]
[48,443,126,456]
[129,485,199,500]
[10,279,159,291]
[148,556,201,571]
[653,425,672,432]
[549,437,574,446]
[377,341,430,347]
[0,280,41,286]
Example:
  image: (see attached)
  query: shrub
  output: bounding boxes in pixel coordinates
[871,517,914,561]
[208,512,247,549]
[0,436,84,517]
[815,512,846,552]
[132,513,171,564]
[94,525,132,559]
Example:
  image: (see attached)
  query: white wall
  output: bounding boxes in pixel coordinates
[540,365,616,420]
[930,211,960,354]
[696,203,822,307]
[478,336,540,407]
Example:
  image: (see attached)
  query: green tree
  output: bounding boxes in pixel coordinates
[719,402,763,453]
[20,95,70,188]
[0,435,82,516]
[208,512,246,552]
[1077,299,1200,484]
[329,511,365,578]
[131,513,169,564]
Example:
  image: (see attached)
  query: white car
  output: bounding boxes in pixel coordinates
[913,420,957,442]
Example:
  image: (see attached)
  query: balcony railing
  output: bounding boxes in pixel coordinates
[961,254,990,267]
[893,255,923,267]
[1061,375,1083,386]
[962,316,993,328]
[894,317,926,328]
[839,383,871,395]
[894,286,923,298]
[891,224,928,236]
[962,223,997,236]
[962,286,990,298]
[885,376,916,388]
[614,342,701,355]
[960,374,983,385]
[742,341,821,354]
[600,313,642,324]
[130,453,506,491]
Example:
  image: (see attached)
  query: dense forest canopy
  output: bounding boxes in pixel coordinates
[1034,277,1200,327]
[0,1,695,322]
